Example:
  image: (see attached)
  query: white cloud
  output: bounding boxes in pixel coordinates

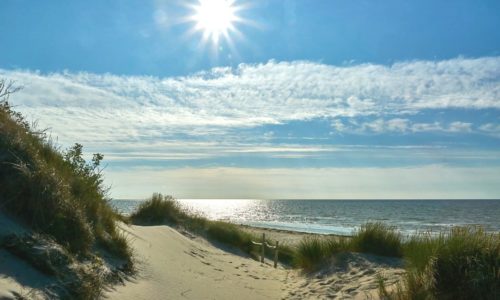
[2,56,499,138]
[1,56,499,166]
[334,118,473,134]
[386,118,410,132]
[448,121,472,133]
[479,123,500,137]
[411,122,444,132]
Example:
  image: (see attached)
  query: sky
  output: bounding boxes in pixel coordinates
[1,0,500,199]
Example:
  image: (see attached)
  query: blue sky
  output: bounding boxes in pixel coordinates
[1,0,500,198]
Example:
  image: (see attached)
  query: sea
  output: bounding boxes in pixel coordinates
[111,199,500,236]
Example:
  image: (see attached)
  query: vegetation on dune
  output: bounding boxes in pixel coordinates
[294,236,351,271]
[294,223,401,270]
[294,223,499,299]
[0,81,133,298]
[130,193,295,264]
[388,227,500,300]
[351,222,402,257]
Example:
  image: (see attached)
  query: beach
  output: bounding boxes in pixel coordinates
[105,223,404,300]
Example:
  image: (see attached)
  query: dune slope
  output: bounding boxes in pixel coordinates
[106,225,405,300]
[106,225,289,300]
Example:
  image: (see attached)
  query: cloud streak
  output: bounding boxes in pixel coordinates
[2,56,499,141]
[1,56,499,171]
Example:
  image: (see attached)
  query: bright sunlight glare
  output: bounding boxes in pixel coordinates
[192,0,239,44]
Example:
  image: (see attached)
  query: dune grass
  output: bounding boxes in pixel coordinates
[294,237,331,270]
[0,95,133,298]
[290,222,499,300]
[351,222,402,257]
[391,227,500,300]
[130,194,185,224]
[130,194,294,264]
[294,223,401,270]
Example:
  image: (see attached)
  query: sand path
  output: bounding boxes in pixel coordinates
[105,225,405,300]
[105,225,290,300]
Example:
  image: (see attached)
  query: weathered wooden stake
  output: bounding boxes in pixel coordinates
[261,233,265,263]
[273,241,279,268]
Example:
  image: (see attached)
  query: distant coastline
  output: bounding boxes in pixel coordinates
[112,199,500,236]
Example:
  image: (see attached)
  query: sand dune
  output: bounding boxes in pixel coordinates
[105,225,404,300]
[0,212,52,300]
[1,213,404,300]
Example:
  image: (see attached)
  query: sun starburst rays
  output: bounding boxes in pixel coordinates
[188,0,244,47]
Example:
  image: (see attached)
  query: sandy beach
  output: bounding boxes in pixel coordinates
[105,224,404,300]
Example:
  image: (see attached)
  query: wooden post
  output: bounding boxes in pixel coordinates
[274,241,279,268]
[261,233,265,263]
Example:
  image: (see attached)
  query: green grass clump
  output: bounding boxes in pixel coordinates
[295,222,401,270]
[129,193,207,232]
[206,221,254,253]
[294,236,350,270]
[396,227,500,300]
[129,193,185,224]
[351,222,403,257]
[294,237,329,270]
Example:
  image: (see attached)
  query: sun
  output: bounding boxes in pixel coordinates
[190,0,241,45]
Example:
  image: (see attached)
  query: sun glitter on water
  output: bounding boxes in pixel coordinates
[189,0,243,45]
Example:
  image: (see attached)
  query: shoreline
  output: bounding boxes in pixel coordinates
[237,224,349,246]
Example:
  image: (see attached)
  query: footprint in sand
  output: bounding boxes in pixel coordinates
[362,269,376,275]
[329,284,341,292]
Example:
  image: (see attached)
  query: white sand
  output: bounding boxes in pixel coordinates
[105,225,288,300]
[0,212,51,300]
[105,225,405,300]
